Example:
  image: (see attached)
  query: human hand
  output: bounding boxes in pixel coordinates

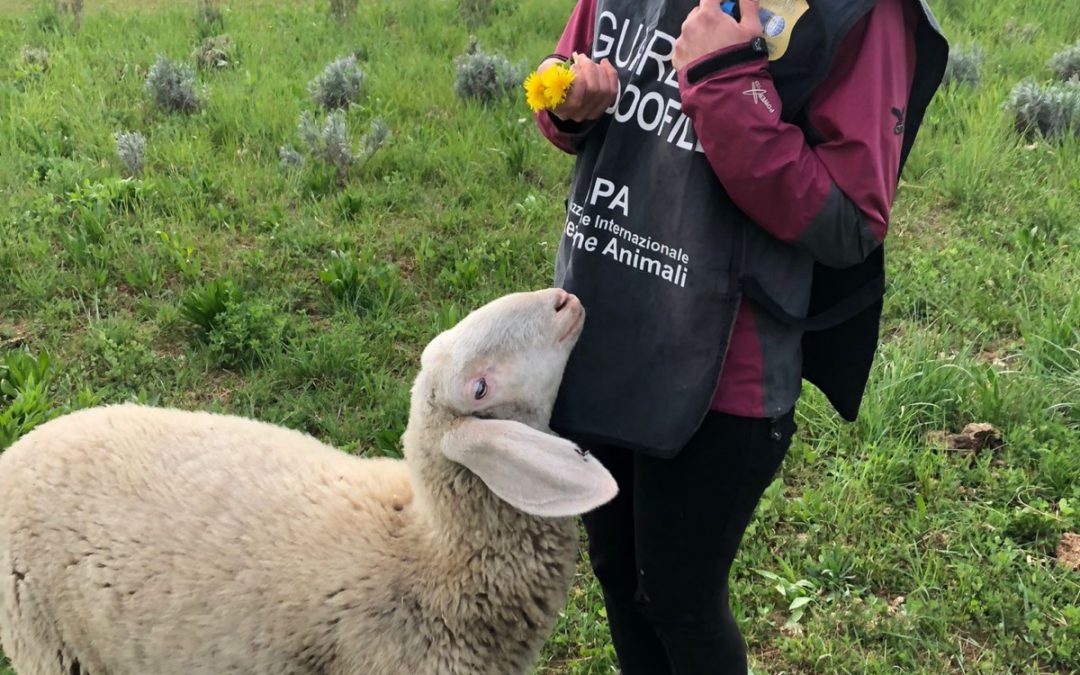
[542,53,619,123]
[672,0,764,72]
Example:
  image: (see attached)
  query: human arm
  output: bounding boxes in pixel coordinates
[675,0,919,268]
[534,0,619,154]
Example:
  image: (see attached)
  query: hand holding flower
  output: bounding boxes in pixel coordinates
[525,53,619,123]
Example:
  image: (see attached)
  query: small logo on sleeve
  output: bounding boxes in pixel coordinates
[743,81,776,114]
[891,107,905,135]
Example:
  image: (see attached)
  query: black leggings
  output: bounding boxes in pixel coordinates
[579,410,795,675]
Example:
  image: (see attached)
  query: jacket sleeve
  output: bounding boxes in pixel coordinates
[534,0,598,155]
[677,0,919,269]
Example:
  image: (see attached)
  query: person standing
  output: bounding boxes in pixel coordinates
[533,0,948,672]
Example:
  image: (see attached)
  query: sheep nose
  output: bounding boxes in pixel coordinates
[554,290,571,312]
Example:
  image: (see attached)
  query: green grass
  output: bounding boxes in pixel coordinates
[1,0,1079,673]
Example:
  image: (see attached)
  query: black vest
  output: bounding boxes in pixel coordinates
[551,0,949,455]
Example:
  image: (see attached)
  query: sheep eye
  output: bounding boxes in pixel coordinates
[473,378,487,400]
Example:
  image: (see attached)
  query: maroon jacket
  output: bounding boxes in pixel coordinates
[537,0,920,418]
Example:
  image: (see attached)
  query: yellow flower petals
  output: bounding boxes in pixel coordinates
[523,71,548,113]
[540,64,575,108]
[523,63,576,112]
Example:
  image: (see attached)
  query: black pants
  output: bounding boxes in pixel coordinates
[579,410,796,675]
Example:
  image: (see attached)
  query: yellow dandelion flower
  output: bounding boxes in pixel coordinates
[523,72,548,113]
[540,64,575,109]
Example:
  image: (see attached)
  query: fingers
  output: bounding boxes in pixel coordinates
[553,54,619,122]
[674,0,763,71]
[570,54,597,117]
[601,59,618,92]
[738,0,763,32]
[596,58,619,114]
[537,57,563,75]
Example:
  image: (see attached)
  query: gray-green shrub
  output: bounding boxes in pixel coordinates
[301,110,353,174]
[278,145,305,171]
[1004,79,1080,140]
[308,54,364,111]
[114,131,146,177]
[145,54,201,113]
[1048,40,1080,82]
[453,45,524,103]
[281,114,388,180]
[943,43,984,89]
[361,117,390,157]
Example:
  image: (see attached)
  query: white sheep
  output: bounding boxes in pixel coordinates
[0,287,616,675]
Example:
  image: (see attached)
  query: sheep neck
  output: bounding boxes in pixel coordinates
[408,436,576,555]
[401,444,579,669]
[401,417,579,597]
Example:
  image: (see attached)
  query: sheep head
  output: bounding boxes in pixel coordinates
[405,288,617,519]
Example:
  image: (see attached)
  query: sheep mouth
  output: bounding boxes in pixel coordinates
[556,308,585,344]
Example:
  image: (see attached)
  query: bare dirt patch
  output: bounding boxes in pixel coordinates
[926,422,1004,456]
[1056,532,1080,571]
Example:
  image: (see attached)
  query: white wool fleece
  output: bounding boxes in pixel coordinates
[0,288,615,675]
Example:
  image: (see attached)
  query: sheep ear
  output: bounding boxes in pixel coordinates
[441,418,618,518]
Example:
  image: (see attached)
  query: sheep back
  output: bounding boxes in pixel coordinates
[0,403,418,674]
[0,403,579,675]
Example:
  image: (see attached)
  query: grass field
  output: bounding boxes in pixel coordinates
[1,0,1079,672]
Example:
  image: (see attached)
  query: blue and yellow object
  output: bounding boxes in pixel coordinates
[720,1,788,39]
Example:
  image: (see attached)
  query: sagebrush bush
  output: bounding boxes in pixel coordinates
[362,117,390,157]
[302,110,353,173]
[278,145,305,170]
[192,34,235,70]
[453,45,525,103]
[1004,79,1080,140]
[308,54,364,111]
[1048,40,1080,83]
[943,43,984,89]
[114,131,146,177]
[281,112,389,180]
[145,54,201,113]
